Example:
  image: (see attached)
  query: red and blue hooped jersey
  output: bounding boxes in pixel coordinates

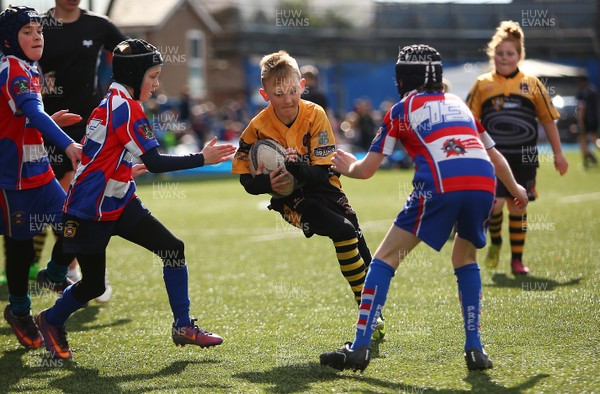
[370,91,496,195]
[0,56,54,190]
[63,83,159,221]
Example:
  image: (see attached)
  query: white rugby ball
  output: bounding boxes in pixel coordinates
[249,139,295,198]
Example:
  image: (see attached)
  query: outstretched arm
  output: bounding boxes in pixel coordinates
[19,99,82,168]
[331,149,385,179]
[140,137,235,173]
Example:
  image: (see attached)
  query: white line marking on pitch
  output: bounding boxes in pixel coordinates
[558,192,600,204]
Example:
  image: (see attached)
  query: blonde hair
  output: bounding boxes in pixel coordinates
[259,50,301,86]
[486,20,525,61]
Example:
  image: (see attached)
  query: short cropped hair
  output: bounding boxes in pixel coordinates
[300,64,319,79]
[260,50,301,86]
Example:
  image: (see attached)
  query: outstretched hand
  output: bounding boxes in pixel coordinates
[51,110,82,128]
[200,137,236,165]
[331,149,357,176]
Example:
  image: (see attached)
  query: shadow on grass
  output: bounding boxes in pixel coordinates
[235,361,433,394]
[0,305,130,343]
[49,359,228,393]
[488,273,582,291]
[0,348,34,394]
[67,304,132,332]
[0,348,227,393]
[235,361,552,394]
[464,371,550,393]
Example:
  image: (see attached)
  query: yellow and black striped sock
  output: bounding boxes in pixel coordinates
[334,238,366,305]
[509,213,527,261]
[489,211,504,245]
[32,227,48,265]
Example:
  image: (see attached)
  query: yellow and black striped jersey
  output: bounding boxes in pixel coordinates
[466,69,559,161]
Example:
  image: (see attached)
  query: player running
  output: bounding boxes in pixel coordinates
[319,44,528,372]
[231,51,384,338]
[35,39,235,359]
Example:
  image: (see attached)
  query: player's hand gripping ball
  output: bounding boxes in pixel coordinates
[249,139,296,198]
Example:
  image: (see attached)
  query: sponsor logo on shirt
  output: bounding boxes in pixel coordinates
[442,137,482,157]
[313,145,335,158]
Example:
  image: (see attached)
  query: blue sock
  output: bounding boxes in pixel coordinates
[45,259,68,283]
[46,285,87,326]
[351,259,395,350]
[454,263,483,351]
[163,266,191,328]
[8,294,31,317]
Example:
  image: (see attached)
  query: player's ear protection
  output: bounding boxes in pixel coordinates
[0,5,41,62]
[395,44,443,97]
[112,38,164,100]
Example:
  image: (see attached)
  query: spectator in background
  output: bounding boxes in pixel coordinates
[301,64,329,111]
[576,76,599,168]
[36,0,127,301]
[355,98,377,151]
[179,85,191,124]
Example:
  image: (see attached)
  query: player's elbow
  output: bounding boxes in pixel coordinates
[239,173,268,195]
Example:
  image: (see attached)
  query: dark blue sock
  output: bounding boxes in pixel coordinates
[46,285,87,326]
[45,259,68,283]
[163,266,191,327]
[454,263,483,351]
[8,294,31,317]
[351,259,395,350]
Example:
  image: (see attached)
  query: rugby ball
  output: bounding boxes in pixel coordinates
[249,139,295,198]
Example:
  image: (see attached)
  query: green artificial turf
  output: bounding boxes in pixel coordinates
[0,151,598,393]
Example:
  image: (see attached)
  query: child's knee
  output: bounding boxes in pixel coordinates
[157,238,186,268]
[332,218,359,242]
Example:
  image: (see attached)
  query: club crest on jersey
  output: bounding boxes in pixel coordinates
[11,211,26,226]
[64,220,79,238]
[302,132,311,148]
[12,78,30,96]
[520,82,530,94]
[492,97,504,111]
[442,137,482,157]
[82,39,93,48]
[139,123,154,139]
